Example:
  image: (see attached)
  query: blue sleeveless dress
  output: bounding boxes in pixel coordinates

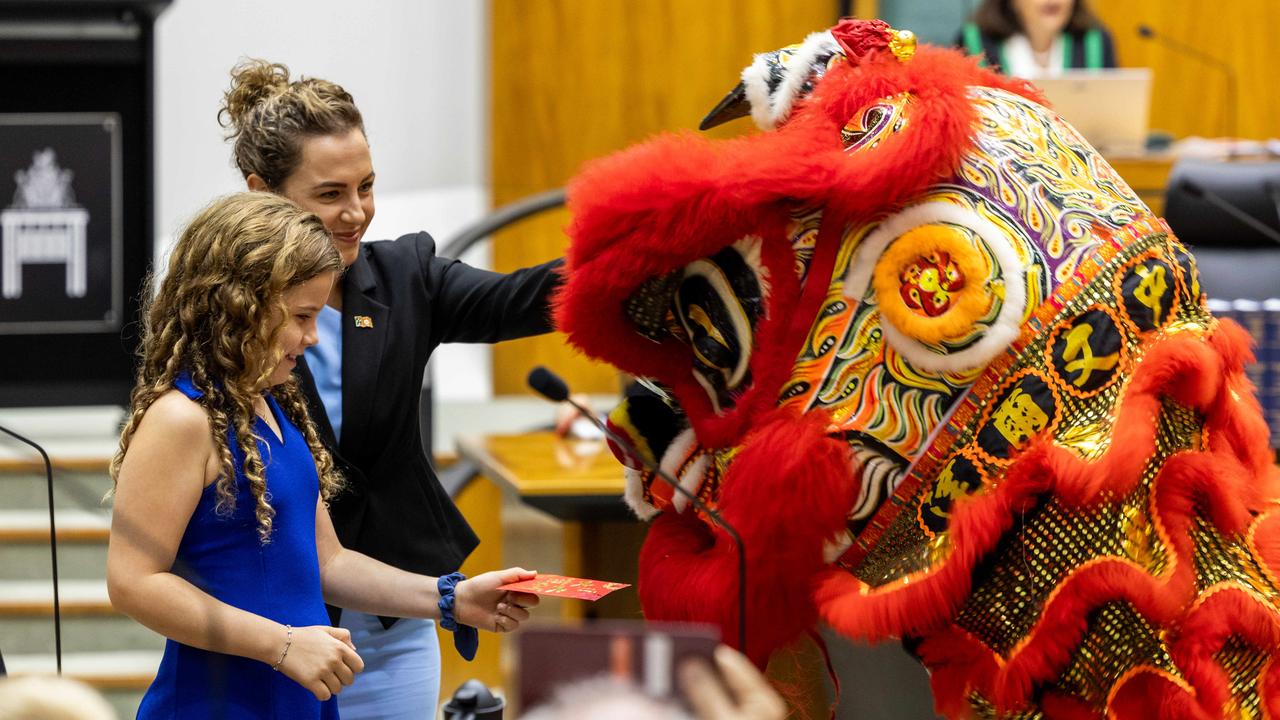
[136,374,339,719]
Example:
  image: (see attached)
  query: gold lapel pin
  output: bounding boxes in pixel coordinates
[354,315,374,329]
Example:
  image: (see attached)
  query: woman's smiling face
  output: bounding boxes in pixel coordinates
[274,128,376,269]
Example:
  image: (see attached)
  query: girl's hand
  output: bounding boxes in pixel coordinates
[454,567,540,633]
[277,625,365,701]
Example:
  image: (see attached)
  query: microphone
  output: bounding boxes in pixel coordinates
[527,366,570,403]
[1136,24,1237,146]
[0,423,62,675]
[1180,179,1280,247]
[526,367,748,655]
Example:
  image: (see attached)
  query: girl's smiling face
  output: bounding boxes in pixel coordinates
[267,271,335,386]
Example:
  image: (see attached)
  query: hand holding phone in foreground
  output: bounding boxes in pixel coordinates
[679,645,787,720]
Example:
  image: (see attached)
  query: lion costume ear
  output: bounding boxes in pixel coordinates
[701,29,843,132]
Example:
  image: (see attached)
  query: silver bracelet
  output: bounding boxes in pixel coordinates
[271,624,293,671]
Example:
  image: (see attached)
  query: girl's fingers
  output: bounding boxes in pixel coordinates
[509,591,540,608]
[497,602,530,623]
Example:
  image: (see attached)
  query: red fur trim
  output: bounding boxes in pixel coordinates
[1039,691,1103,720]
[1168,584,1280,716]
[897,437,1270,715]
[637,407,856,667]
[817,323,1280,716]
[1252,510,1280,581]
[1206,320,1280,501]
[1108,668,1212,720]
[1262,658,1280,719]
[916,625,999,719]
[989,560,1183,709]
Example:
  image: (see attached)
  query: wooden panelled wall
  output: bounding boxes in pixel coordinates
[1092,0,1280,141]
[489,0,869,394]
[489,0,1277,394]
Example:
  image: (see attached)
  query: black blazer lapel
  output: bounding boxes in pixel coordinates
[339,254,390,459]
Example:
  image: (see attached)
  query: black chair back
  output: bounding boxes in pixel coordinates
[1163,158,1280,301]
[1164,158,1280,249]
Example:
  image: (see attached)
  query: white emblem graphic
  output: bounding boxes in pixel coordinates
[1,148,89,299]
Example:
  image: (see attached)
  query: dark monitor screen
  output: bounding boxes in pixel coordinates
[1164,158,1280,250]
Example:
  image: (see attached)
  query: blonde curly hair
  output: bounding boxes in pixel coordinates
[110,192,344,543]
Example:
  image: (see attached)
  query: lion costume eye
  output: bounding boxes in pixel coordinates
[843,202,1028,374]
[841,92,912,152]
[672,238,769,412]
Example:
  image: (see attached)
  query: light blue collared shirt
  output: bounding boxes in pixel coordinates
[304,304,344,442]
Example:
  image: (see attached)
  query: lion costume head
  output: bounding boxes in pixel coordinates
[556,20,1280,718]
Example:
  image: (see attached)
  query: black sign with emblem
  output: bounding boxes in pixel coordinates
[0,114,121,333]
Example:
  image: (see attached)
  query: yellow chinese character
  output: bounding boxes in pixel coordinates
[991,387,1049,447]
[1133,264,1168,321]
[927,460,975,518]
[1060,323,1119,387]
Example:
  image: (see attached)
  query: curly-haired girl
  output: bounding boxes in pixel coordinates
[106,192,537,719]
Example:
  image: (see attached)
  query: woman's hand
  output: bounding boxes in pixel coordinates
[454,567,541,633]
[277,625,365,701]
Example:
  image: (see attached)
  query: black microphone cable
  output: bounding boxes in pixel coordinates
[0,423,62,675]
[526,366,749,656]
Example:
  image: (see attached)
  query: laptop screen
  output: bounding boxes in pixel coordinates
[1034,68,1153,156]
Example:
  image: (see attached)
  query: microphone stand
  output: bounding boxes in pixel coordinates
[1137,25,1237,154]
[527,370,748,656]
[0,423,62,675]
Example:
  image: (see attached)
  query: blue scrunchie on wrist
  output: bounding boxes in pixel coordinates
[437,572,479,661]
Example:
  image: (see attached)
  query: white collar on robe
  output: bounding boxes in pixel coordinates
[1001,33,1064,79]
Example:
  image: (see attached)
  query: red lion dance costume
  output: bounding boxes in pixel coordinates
[556,20,1280,719]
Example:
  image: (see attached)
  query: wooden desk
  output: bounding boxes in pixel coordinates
[455,433,640,609]
[457,431,629,521]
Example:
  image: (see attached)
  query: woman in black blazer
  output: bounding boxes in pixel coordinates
[958,0,1116,78]
[220,59,560,719]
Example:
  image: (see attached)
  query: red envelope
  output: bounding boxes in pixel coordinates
[497,574,631,601]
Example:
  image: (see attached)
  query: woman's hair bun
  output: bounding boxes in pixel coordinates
[220,58,291,132]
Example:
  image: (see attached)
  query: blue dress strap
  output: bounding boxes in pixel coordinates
[173,372,204,401]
